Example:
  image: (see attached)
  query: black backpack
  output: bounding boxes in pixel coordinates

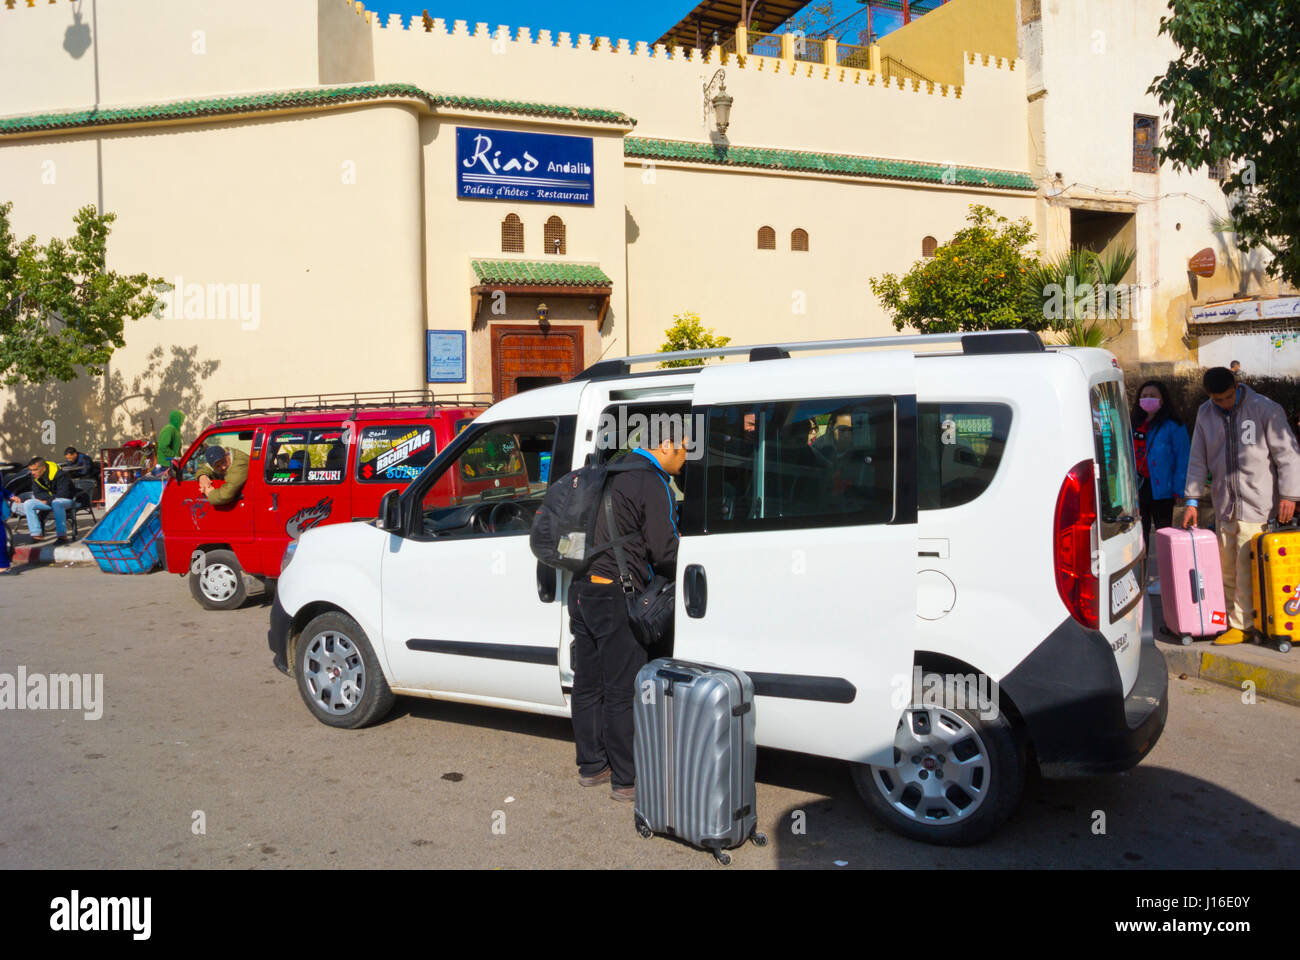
[530,458,634,572]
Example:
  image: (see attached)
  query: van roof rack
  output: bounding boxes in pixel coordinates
[215,390,494,422]
[570,330,1045,381]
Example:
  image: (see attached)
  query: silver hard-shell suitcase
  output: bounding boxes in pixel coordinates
[632,658,767,864]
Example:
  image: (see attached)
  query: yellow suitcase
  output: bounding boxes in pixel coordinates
[1249,525,1299,653]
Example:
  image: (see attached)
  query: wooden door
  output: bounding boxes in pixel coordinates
[491,325,585,400]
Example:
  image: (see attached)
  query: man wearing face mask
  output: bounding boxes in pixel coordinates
[1183,366,1300,644]
[1131,380,1190,597]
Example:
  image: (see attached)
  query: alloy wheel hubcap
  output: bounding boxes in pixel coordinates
[303,632,365,715]
[199,563,238,601]
[870,707,991,824]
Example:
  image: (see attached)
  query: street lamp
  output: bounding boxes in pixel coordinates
[704,69,733,137]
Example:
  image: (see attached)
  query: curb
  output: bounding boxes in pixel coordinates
[11,541,94,566]
[1161,642,1300,707]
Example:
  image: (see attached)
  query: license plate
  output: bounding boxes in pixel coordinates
[1111,568,1140,618]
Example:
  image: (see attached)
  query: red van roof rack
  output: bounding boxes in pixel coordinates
[215,390,494,422]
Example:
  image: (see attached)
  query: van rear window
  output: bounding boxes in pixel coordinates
[265,429,348,485]
[917,403,1012,509]
[357,425,437,484]
[1090,380,1139,536]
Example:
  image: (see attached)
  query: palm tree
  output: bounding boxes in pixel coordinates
[1022,245,1136,346]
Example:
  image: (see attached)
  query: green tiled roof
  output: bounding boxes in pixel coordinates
[472,260,612,287]
[0,83,634,138]
[624,137,1036,191]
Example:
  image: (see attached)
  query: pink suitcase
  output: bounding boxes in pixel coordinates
[1155,527,1227,641]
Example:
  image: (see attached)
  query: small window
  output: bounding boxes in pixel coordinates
[917,403,1012,509]
[265,428,348,485]
[1091,380,1139,538]
[703,397,895,531]
[1133,115,1158,174]
[544,216,566,255]
[182,430,253,481]
[356,424,438,484]
[1209,158,1229,182]
[922,235,938,258]
[501,214,524,253]
[757,226,776,250]
[791,228,809,252]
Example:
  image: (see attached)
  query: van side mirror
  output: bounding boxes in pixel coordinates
[378,489,403,534]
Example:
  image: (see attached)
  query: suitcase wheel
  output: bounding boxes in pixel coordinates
[713,849,732,866]
[636,824,654,839]
[750,831,769,848]
[1280,640,1293,654]
[1180,635,1193,647]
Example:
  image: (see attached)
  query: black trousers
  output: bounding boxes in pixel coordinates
[1140,479,1175,579]
[569,581,646,789]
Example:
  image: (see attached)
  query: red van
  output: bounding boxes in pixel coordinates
[160,391,489,610]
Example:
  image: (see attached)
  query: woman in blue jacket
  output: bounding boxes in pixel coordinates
[1132,379,1190,595]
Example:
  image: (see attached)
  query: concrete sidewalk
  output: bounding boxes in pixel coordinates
[1144,592,1300,706]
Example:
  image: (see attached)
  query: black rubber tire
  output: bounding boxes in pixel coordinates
[294,611,395,729]
[187,548,248,611]
[850,674,1027,846]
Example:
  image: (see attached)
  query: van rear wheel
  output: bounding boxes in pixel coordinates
[294,611,394,729]
[188,549,248,610]
[850,675,1026,845]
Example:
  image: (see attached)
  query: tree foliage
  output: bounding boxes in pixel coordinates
[1149,1,1300,286]
[658,311,731,368]
[0,202,165,387]
[869,205,1045,334]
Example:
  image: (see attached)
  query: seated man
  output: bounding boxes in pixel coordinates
[62,446,96,479]
[9,457,76,542]
[822,410,880,513]
[196,445,249,505]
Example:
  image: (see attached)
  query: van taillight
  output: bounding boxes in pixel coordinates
[1054,459,1099,629]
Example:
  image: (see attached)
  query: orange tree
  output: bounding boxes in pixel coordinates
[869,205,1047,334]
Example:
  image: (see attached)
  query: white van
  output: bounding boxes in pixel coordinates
[270,330,1167,845]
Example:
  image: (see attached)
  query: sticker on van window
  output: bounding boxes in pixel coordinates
[375,429,433,473]
[268,472,297,484]
[285,496,333,539]
[307,469,341,482]
[384,464,422,481]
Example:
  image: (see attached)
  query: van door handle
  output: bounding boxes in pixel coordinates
[271,494,278,511]
[684,564,707,618]
[537,561,556,603]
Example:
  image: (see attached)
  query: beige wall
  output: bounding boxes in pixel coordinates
[624,162,1036,355]
[0,103,426,453]
[877,0,1019,88]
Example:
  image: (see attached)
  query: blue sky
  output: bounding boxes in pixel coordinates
[367,1,905,46]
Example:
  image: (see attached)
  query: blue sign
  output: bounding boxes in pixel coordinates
[456,127,594,206]
[427,330,466,383]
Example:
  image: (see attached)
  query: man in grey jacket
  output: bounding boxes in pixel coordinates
[1182,367,1300,644]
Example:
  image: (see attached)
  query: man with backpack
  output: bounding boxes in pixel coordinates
[568,425,687,802]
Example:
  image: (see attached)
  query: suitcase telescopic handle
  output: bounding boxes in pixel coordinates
[656,668,695,694]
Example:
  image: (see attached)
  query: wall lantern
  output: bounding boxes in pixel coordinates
[704,69,733,137]
[536,301,550,333]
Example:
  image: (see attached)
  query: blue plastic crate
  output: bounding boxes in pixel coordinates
[84,477,165,575]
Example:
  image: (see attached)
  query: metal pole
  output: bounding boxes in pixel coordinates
[903,0,911,25]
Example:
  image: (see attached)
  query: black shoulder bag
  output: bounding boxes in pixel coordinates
[602,490,676,649]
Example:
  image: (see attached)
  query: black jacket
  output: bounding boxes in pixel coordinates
[64,452,96,479]
[31,462,75,502]
[587,450,680,592]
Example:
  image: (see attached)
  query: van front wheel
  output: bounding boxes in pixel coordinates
[850,679,1026,846]
[294,612,394,729]
[188,549,248,610]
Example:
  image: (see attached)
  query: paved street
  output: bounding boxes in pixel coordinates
[1,565,1297,869]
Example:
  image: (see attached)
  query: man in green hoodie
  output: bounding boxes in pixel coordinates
[157,410,185,465]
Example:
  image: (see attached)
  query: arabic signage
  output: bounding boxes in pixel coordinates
[1189,297,1300,325]
[1188,248,1217,277]
[427,330,466,383]
[456,127,594,205]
